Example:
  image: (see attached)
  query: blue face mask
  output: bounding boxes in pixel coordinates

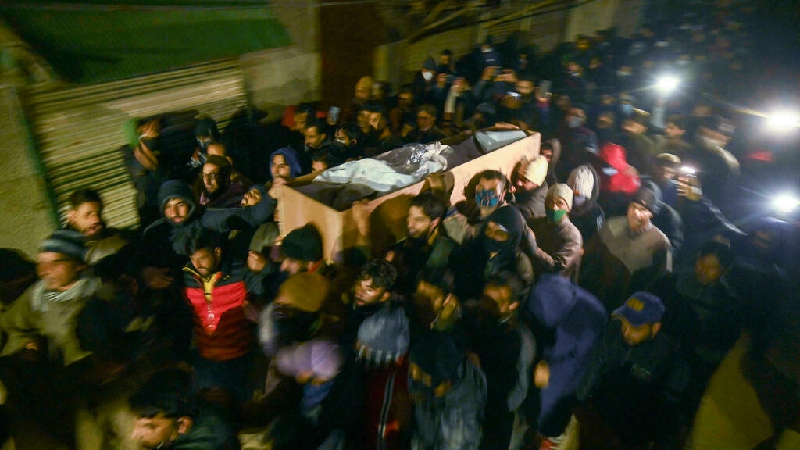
[568,116,583,128]
[621,104,634,116]
[573,195,589,207]
[476,190,501,208]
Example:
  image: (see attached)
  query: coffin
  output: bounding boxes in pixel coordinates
[278,132,541,262]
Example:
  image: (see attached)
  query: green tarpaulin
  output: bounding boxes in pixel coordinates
[2,1,292,84]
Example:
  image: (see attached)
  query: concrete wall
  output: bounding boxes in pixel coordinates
[565,0,646,40]
[0,86,58,256]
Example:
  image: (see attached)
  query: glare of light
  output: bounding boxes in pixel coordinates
[772,194,800,214]
[655,75,680,94]
[680,165,696,175]
[766,110,800,131]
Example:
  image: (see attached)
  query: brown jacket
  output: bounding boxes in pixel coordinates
[528,216,583,281]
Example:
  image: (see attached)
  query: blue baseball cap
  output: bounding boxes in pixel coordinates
[612,292,665,326]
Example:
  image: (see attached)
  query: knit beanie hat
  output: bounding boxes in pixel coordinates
[567,165,595,197]
[277,272,329,313]
[633,180,662,214]
[40,230,87,262]
[277,339,343,381]
[356,306,410,366]
[547,184,574,210]
[524,155,549,186]
[282,224,324,262]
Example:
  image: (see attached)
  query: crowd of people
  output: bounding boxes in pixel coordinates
[1,2,799,450]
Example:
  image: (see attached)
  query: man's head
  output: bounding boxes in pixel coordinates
[407,191,446,240]
[275,272,329,316]
[540,140,555,163]
[653,153,680,182]
[627,201,653,233]
[354,259,396,308]
[475,170,508,216]
[355,76,373,102]
[421,57,437,82]
[130,370,194,450]
[567,105,587,128]
[512,155,548,192]
[37,230,87,291]
[311,150,338,173]
[304,119,328,150]
[158,180,196,225]
[201,155,232,197]
[414,269,456,328]
[664,114,687,140]
[397,86,414,110]
[194,117,220,151]
[480,272,522,323]
[545,184,573,222]
[281,224,324,274]
[271,148,301,181]
[357,106,373,134]
[516,77,535,98]
[695,241,733,286]
[335,122,360,148]
[697,116,734,148]
[292,103,316,132]
[623,109,650,135]
[439,49,452,67]
[613,292,664,346]
[68,189,105,238]
[182,226,222,278]
[416,105,438,132]
[596,111,615,130]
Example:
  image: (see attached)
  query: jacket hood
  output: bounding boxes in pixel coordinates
[529,274,581,328]
[544,138,562,174]
[570,164,601,216]
[158,180,196,219]
[270,147,303,178]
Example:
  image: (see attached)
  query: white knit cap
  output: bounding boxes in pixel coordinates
[547,184,574,210]
[524,155,549,186]
[567,165,595,197]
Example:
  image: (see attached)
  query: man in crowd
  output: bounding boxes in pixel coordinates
[301,119,332,174]
[557,104,597,181]
[576,292,688,449]
[527,184,583,281]
[620,108,656,175]
[566,164,604,243]
[404,104,447,145]
[512,154,549,220]
[198,155,248,209]
[66,188,133,265]
[129,369,240,450]
[580,191,671,311]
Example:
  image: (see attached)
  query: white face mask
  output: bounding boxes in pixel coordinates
[422,71,434,81]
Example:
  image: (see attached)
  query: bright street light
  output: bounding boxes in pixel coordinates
[655,75,680,95]
[766,110,800,132]
[772,194,800,214]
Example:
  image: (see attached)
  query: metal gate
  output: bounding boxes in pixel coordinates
[23,58,248,229]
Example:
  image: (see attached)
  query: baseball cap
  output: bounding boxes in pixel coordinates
[612,292,665,326]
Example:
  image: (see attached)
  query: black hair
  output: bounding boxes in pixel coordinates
[410,191,447,222]
[305,118,328,134]
[362,102,385,116]
[194,117,220,139]
[626,109,651,127]
[417,268,456,297]
[179,224,222,256]
[397,86,413,98]
[311,150,340,169]
[441,49,452,56]
[336,122,361,141]
[69,188,103,209]
[417,104,438,119]
[698,240,734,270]
[484,271,523,301]
[129,369,194,419]
[666,114,686,131]
[296,102,317,117]
[359,259,397,290]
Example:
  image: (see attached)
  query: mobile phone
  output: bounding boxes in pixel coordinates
[328,106,341,124]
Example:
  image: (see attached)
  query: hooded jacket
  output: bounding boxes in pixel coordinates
[527,275,607,436]
[527,214,583,281]
[270,147,304,179]
[568,164,605,243]
[599,143,640,195]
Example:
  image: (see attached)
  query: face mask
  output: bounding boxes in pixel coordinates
[573,195,589,207]
[483,237,505,255]
[617,70,632,77]
[335,138,348,146]
[546,208,568,222]
[482,47,493,53]
[422,71,434,81]
[621,104,634,116]
[568,116,583,128]
[476,190,501,208]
